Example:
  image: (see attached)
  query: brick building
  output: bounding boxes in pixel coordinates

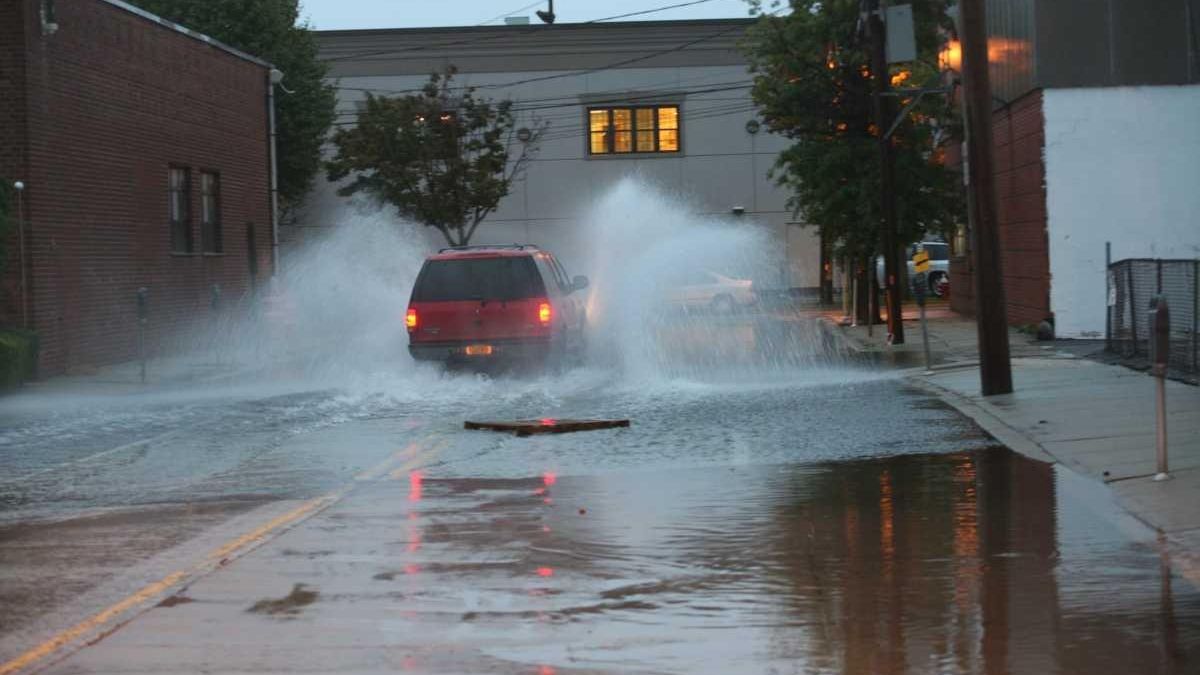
[0,0,274,376]
[949,0,1200,336]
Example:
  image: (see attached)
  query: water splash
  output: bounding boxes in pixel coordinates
[578,177,843,384]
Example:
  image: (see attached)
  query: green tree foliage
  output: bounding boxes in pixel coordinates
[744,0,964,261]
[129,0,336,212]
[326,69,546,247]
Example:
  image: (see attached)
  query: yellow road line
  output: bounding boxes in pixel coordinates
[206,494,338,562]
[0,434,443,675]
[0,571,187,675]
[388,438,448,480]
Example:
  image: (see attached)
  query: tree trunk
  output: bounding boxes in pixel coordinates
[855,257,872,325]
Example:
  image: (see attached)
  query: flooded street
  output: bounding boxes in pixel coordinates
[2,313,1197,673]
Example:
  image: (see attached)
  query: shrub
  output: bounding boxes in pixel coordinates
[0,329,39,388]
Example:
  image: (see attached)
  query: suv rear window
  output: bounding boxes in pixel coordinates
[926,243,949,261]
[412,256,546,302]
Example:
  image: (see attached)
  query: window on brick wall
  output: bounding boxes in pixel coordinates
[168,166,192,254]
[200,171,222,253]
[588,105,680,155]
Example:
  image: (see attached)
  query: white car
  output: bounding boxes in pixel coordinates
[668,269,757,313]
[876,241,950,297]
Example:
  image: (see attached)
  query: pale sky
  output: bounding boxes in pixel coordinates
[300,0,757,30]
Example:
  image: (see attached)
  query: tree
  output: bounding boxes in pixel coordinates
[326,69,545,247]
[744,0,964,266]
[129,0,336,213]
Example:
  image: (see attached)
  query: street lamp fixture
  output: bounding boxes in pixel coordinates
[536,0,555,24]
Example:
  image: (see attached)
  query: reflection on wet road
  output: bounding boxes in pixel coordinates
[372,451,1200,674]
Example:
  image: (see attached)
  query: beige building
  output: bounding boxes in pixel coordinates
[304,18,819,292]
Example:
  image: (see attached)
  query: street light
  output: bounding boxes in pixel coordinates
[536,0,555,24]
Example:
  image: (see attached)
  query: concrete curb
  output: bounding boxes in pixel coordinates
[909,372,1200,588]
[908,376,1058,465]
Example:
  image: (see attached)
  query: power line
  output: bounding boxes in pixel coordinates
[586,0,721,23]
[470,22,748,90]
[331,83,753,122]
[333,68,749,99]
[326,22,748,99]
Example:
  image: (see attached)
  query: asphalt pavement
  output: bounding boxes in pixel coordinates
[1,312,1197,674]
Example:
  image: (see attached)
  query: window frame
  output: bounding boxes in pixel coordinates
[199,170,223,254]
[586,104,682,157]
[168,165,192,255]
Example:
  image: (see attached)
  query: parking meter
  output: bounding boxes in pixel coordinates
[136,287,148,322]
[912,272,928,307]
[1149,296,1170,377]
[1149,295,1170,480]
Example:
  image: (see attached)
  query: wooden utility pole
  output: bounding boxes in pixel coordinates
[960,0,1013,395]
[867,1,905,345]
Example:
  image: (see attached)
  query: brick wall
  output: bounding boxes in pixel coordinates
[950,89,1051,327]
[0,1,30,329]
[19,0,272,375]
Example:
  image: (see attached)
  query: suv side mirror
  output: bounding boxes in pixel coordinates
[572,275,589,292]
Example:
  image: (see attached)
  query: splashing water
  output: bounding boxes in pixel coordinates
[143,179,858,411]
[578,178,844,384]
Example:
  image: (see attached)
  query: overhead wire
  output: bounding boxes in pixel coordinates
[585,0,722,23]
[331,82,754,124]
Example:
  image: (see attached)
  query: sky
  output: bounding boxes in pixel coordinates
[300,0,759,30]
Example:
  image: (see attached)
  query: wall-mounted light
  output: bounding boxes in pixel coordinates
[745,119,761,135]
[41,0,59,35]
[939,39,962,72]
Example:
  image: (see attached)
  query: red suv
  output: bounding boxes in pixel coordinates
[406,245,589,367]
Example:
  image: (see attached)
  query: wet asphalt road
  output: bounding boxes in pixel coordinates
[1,315,1198,673]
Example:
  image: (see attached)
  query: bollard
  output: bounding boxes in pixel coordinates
[136,287,149,384]
[913,271,933,374]
[1149,296,1170,481]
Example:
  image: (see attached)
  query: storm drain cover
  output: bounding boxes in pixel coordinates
[464,419,631,437]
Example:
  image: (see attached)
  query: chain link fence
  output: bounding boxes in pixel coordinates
[1107,258,1199,378]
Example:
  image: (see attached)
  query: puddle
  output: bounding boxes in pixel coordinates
[380,447,1200,674]
[247,583,319,617]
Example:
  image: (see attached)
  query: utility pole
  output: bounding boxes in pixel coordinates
[960,0,1013,395]
[867,0,905,345]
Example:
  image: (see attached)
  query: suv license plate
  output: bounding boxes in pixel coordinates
[465,344,494,356]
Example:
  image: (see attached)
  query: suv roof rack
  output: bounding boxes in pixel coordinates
[437,244,538,253]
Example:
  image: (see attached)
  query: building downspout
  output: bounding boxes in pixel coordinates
[14,182,28,329]
[268,68,283,278]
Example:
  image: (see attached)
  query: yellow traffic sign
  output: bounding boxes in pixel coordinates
[912,249,931,273]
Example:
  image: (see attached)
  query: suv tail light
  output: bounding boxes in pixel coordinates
[406,308,418,333]
[538,301,552,326]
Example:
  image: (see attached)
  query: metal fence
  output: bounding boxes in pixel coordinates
[1107,258,1199,376]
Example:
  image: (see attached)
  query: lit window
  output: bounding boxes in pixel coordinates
[587,105,680,155]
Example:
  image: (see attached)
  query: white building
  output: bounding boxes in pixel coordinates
[302,19,819,293]
[949,0,1200,338]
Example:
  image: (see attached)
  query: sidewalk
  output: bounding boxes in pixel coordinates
[10,353,254,398]
[825,309,1200,580]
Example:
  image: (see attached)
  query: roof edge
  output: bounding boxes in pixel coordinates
[315,17,757,38]
[101,0,274,69]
